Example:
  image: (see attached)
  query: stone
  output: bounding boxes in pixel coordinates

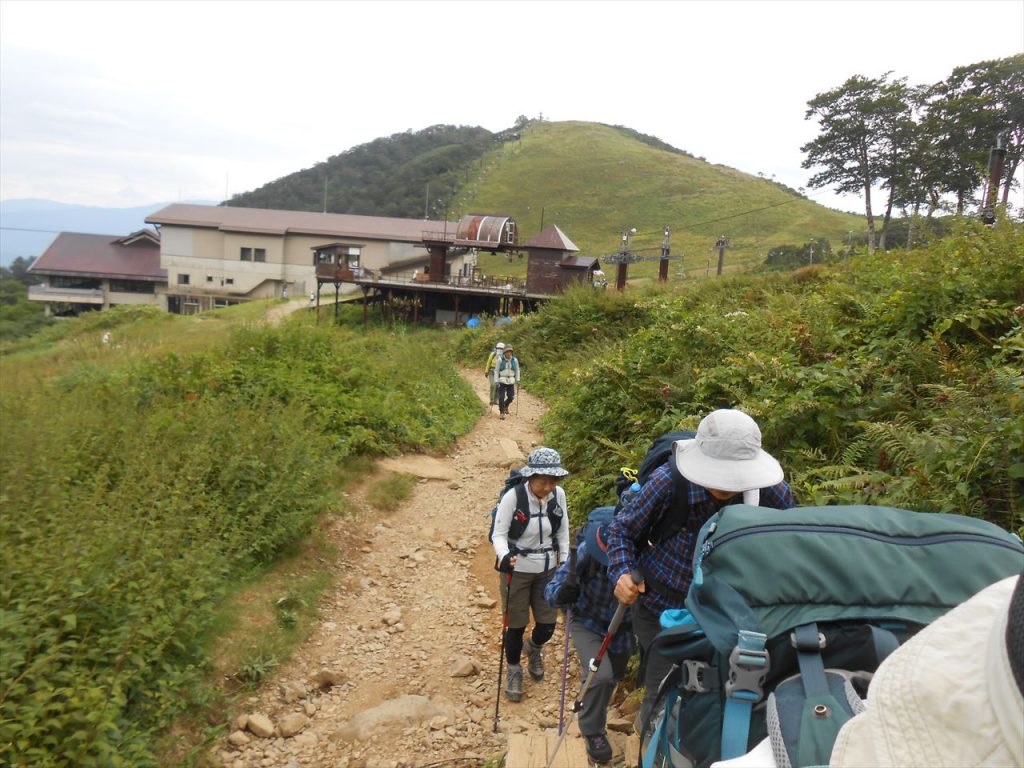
[450,660,478,677]
[333,695,453,742]
[279,681,306,703]
[312,668,347,689]
[607,716,634,733]
[278,712,309,738]
[293,731,318,749]
[302,700,317,717]
[234,714,249,731]
[475,597,497,609]
[382,608,403,626]
[246,713,275,738]
[227,730,250,747]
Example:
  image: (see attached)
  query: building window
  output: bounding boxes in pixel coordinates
[206,275,214,283]
[225,278,234,285]
[109,280,154,294]
[177,273,190,285]
[254,248,266,262]
[240,247,252,261]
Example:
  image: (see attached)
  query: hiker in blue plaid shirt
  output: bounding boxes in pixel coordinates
[606,409,797,729]
[545,515,632,764]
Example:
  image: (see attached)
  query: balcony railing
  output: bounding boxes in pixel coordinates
[28,285,103,303]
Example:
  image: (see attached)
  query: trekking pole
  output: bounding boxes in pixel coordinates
[516,383,520,416]
[558,543,579,735]
[493,569,514,733]
[546,570,644,768]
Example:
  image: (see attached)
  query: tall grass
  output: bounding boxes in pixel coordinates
[0,312,480,766]
[459,219,1024,532]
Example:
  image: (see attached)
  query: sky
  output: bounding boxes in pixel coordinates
[1,0,1022,216]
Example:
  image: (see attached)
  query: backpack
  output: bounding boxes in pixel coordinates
[615,430,697,550]
[573,505,616,583]
[639,504,1024,768]
[487,468,564,554]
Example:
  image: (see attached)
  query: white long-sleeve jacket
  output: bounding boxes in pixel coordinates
[491,483,568,573]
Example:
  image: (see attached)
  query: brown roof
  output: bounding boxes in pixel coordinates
[559,255,599,269]
[146,203,454,243]
[525,224,579,252]
[29,232,165,281]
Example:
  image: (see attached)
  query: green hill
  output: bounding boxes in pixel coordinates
[226,120,864,280]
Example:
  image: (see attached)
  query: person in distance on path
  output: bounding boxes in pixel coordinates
[485,342,505,406]
[494,344,520,420]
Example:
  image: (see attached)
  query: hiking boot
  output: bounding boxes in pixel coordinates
[584,733,613,763]
[524,636,544,681]
[505,663,523,701]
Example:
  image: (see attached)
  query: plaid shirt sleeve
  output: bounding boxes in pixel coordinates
[605,465,674,590]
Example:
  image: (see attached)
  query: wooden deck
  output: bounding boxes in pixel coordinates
[506,730,590,767]
[505,729,641,768]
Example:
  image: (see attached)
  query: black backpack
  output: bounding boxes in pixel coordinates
[487,468,564,555]
[615,429,697,550]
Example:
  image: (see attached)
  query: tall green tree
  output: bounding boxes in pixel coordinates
[925,54,1024,216]
[801,73,915,252]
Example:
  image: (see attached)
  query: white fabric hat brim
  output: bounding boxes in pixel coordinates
[519,466,569,478]
[674,438,783,493]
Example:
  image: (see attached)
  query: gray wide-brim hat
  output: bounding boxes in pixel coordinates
[519,446,570,478]
[674,409,783,493]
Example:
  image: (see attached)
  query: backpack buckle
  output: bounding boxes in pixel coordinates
[681,660,715,693]
[725,630,769,702]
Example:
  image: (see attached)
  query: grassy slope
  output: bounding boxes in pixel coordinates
[462,121,863,281]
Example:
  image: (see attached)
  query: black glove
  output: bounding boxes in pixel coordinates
[555,582,580,606]
[497,553,515,573]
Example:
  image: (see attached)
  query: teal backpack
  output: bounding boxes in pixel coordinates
[639,504,1024,768]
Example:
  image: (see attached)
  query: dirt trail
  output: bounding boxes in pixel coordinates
[212,370,611,768]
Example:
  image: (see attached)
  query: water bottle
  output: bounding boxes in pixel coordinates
[619,481,641,509]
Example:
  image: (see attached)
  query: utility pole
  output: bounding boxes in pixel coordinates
[659,226,671,281]
[981,131,1007,226]
[715,235,729,276]
[808,239,815,266]
[424,182,430,219]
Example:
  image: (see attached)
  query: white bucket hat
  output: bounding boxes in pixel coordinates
[495,342,506,350]
[519,447,569,478]
[674,409,783,497]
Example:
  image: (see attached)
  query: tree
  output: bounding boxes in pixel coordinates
[925,55,1024,216]
[0,256,37,285]
[801,74,915,253]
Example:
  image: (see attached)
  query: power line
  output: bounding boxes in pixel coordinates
[0,226,66,235]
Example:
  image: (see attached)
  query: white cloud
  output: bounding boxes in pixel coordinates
[1,0,1022,210]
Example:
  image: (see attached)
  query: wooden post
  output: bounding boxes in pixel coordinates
[454,294,460,326]
[716,236,728,276]
[616,262,628,291]
[659,226,671,281]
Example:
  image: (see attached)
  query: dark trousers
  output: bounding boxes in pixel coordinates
[635,605,674,728]
[498,383,515,414]
[571,620,629,737]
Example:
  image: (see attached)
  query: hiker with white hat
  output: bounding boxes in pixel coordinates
[494,344,520,420]
[605,409,797,728]
[492,447,571,702]
[484,342,506,406]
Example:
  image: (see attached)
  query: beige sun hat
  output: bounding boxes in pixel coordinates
[673,409,783,495]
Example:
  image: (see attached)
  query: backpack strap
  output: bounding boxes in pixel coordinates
[721,629,770,760]
[641,456,692,551]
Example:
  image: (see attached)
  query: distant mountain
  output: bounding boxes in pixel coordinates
[0,199,216,266]
[222,120,862,276]
[226,124,503,217]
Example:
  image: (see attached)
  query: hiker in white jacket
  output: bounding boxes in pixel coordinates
[491,447,570,702]
[494,345,520,420]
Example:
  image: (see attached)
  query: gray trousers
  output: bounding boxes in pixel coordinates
[635,605,673,729]
[571,619,629,737]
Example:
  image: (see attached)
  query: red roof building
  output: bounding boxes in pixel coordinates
[27,230,165,315]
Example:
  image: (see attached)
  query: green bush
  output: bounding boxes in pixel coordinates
[460,221,1023,530]
[0,320,480,765]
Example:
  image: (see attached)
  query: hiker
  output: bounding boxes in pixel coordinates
[829,573,1024,768]
[605,408,797,727]
[545,511,632,764]
[494,344,520,420]
[484,342,505,406]
[492,447,570,703]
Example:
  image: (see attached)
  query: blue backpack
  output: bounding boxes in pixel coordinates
[639,504,1024,768]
